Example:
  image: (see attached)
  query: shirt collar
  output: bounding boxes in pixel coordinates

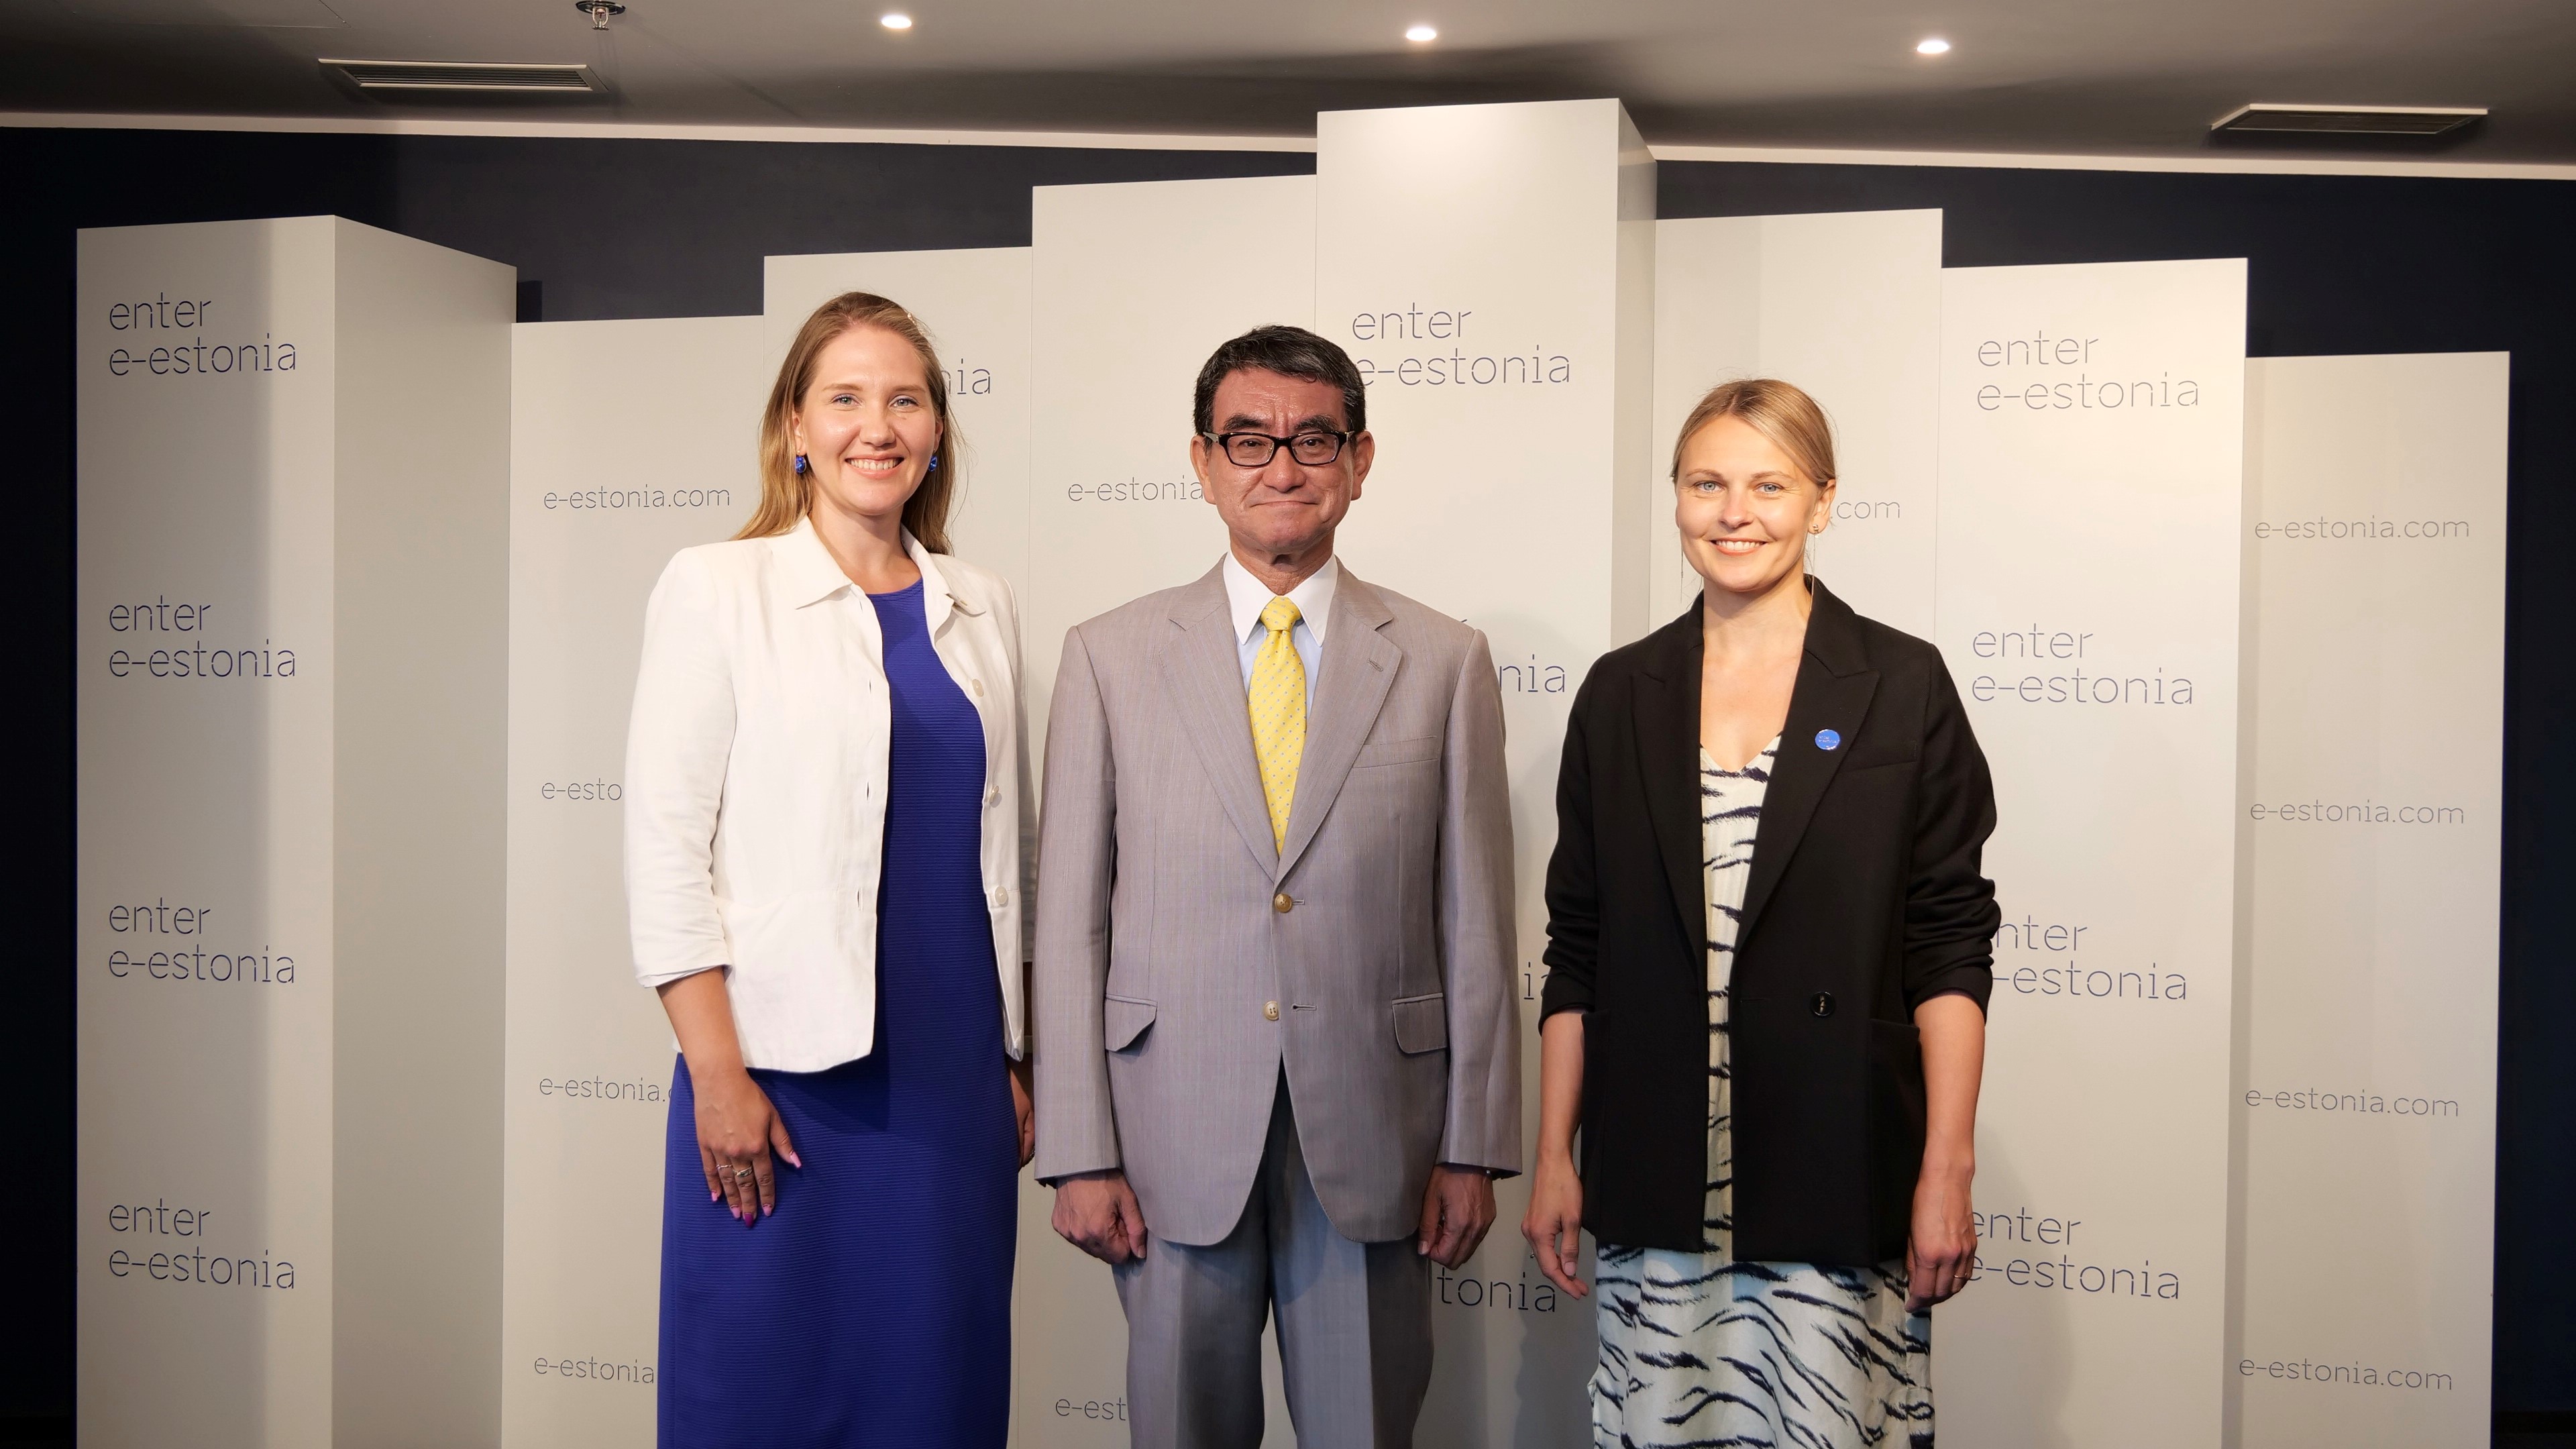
[1222,550,1338,647]
[776,515,972,630]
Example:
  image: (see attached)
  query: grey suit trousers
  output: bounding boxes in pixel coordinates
[1114,1077,1434,1449]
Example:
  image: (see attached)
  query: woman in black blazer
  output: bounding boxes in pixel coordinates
[1523,379,1998,1448]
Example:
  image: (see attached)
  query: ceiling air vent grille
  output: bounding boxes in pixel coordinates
[2211,103,2484,138]
[322,58,599,93]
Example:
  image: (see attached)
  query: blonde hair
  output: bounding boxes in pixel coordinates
[741,292,960,551]
[1670,378,1838,488]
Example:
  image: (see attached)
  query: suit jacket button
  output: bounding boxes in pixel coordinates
[1273,892,1293,914]
[1264,1001,1281,1021]
[1811,991,1836,1018]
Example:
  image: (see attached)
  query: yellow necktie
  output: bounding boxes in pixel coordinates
[1248,596,1307,853]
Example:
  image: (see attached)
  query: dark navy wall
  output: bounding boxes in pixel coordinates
[5,124,2567,1437]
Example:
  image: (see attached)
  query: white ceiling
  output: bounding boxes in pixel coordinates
[7,0,2573,162]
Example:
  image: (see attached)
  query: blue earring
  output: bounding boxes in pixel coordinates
[928,452,940,471]
[793,453,808,475]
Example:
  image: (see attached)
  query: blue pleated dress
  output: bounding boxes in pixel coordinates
[659,578,1017,1449]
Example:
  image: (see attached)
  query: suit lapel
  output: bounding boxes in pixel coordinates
[1156,566,1281,874]
[1633,612,1711,966]
[1738,580,1879,943]
[1277,572,1400,881]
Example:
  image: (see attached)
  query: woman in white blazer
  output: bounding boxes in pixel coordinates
[625,292,1033,1449]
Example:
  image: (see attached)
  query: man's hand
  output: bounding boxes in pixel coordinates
[1415,1165,1497,1269]
[1053,1170,1149,1265]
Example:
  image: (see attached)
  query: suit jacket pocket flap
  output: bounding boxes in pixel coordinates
[1104,996,1157,1052]
[1392,993,1448,1053]
[1356,735,1442,768]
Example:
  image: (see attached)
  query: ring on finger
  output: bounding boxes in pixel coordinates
[733,1165,753,1179]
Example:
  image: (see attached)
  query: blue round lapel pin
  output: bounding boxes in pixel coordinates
[1815,729,1843,751]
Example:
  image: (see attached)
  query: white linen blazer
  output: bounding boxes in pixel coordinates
[624,517,1034,1073]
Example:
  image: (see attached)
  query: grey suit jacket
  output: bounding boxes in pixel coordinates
[1033,561,1521,1246]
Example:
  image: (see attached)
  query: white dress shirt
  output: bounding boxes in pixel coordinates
[1220,551,1337,706]
[624,517,1034,1073]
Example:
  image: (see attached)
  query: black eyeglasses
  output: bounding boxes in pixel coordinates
[1203,429,1355,468]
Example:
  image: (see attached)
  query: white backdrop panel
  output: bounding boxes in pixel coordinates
[78,216,341,1449]
[1932,260,2247,1448]
[502,313,772,1448]
[1650,211,1942,635]
[1317,99,1650,1449]
[1018,173,1318,1446]
[80,215,515,1449]
[2233,352,2505,1443]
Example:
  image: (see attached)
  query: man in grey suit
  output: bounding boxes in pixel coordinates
[1035,325,1520,1448]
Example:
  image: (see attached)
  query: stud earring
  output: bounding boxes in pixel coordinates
[928,452,941,471]
[793,454,808,475]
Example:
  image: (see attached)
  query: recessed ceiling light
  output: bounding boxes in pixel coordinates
[880,12,912,29]
[1405,23,1437,42]
[1916,37,1951,55]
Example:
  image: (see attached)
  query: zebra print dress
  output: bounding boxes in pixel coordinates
[1591,741,1935,1449]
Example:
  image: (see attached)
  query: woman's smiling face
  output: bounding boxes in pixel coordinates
[1674,413,1835,600]
[791,323,943,530]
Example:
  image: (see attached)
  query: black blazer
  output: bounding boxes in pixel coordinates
[1540,580,1999,1265]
